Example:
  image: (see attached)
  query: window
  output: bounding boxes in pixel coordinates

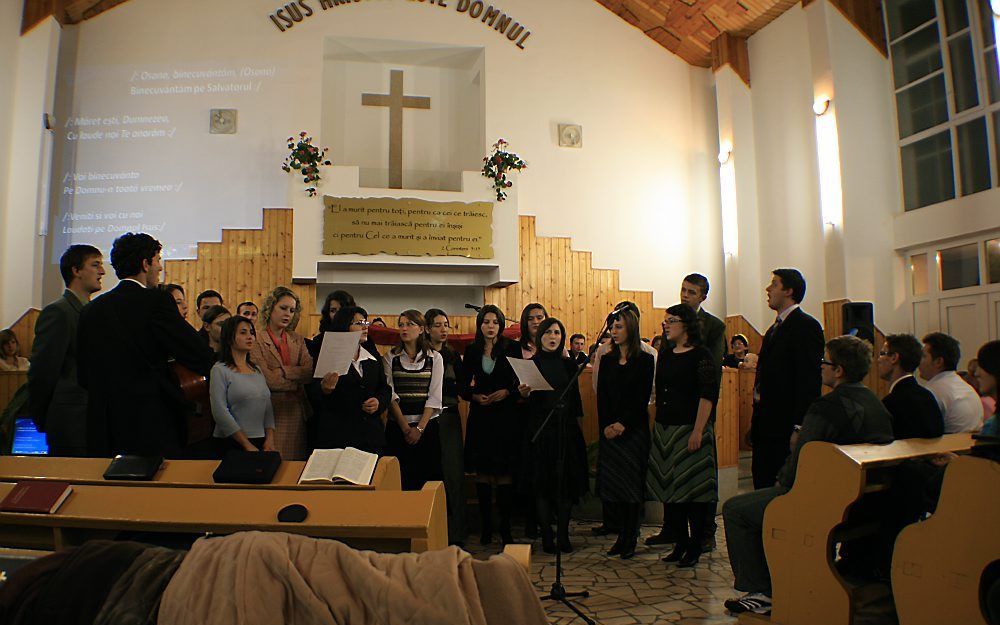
[911,252,930,294]
[987,238,1000,283]
[938,242,981,289]
[885,0,1000,210]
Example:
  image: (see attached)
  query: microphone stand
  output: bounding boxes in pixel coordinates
[530,318,614,625]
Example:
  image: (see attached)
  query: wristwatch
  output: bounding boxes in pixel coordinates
[415,425,425,434]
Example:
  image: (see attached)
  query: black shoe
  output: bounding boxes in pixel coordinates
[645,531,676,546]
[701,534,717,553]
[619,538,637,560]
[606,536,624,556]
[591,525,615,536]
[661,543,686,562]
[724,593,772,615]
[678,546,701,567]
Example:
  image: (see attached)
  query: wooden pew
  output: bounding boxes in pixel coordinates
[892,453,1000,625]
[0,455,401,490]
[742,433,975,625]
[0,371,27,415]
[0,479,447,553]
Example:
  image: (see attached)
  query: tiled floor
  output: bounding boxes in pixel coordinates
[467,519,739,625]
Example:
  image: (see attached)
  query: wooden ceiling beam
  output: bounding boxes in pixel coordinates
[20,0,132,35]
[711,32,751,86]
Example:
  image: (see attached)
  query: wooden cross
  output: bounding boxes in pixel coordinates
[361,70,431,189]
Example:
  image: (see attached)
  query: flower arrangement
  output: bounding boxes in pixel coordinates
[482,139,526,202]
[281,131,331,197]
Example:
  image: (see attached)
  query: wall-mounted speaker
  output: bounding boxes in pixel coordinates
[842,302,875,344]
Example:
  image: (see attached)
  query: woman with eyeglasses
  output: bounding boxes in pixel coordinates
[384,309,445,490]
[308,306,391,455]
[647,304,719,567]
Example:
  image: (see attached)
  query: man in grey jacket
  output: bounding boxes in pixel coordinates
[28,244,105,456]
[722,335,893,616]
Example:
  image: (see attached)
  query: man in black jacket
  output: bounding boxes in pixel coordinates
[877,333,944,439]
[28,245,105,456]
[750,268,826,488]
[78,233,214,457]
[723,335,894,615]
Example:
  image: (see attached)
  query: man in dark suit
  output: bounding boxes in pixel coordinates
[569,333,589,366]
[679,273,727,370]
[750,268,825,489]
[78,233,214,457]
[877,333,944,439]
[28,245,105,456]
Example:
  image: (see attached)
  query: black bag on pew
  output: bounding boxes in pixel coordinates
[212,450,281,484]
[103,455,164,481]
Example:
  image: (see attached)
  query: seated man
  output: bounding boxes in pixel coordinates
[722,335,893,615]
[877,333,944,439]
[918,332,983,433]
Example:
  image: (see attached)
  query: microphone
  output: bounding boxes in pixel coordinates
[465,303,483,312]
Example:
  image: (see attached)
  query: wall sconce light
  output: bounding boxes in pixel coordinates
[813,95,831,116]
[718,142,733,165]
[992,0,1000,16]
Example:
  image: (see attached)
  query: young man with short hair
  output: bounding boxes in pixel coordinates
[569,333,588,366]
[723,335,893,615]
[877,334,943,439]
[679,273,726,369]
[750,269,825,489]
[918,332,983,433]
[28,245,105,456]
[78,232,214,457]
[196,289,224,341]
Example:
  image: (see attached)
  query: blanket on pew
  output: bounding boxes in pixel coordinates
[159,531,547,625]
[0,532,547,625]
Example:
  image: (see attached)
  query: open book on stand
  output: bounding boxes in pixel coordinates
[298,447,378,486]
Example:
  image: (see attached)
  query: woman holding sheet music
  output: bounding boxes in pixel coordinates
[384,309,445,491]
[308,306,391,455]
[517,317,589,554]
[461,305,519,546]
[209,316,275,456]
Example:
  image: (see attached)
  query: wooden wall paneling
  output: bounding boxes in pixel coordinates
[0,372,29,415]
[737,368,755,451]
[716,368,741,467]
[7,309,41,360]
[725,315,764,356]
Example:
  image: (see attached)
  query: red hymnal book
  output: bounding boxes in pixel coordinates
[0,481,73,514]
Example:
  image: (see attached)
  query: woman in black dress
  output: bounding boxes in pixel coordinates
[596,308,655,559]
[461,305,518,545]
[647,303,719,567]
[515,302,547,538]
[517,317,589,554]
[307,306,391,455]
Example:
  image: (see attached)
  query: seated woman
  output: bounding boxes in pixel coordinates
[209,316,275,455]
[722,334,750,369]
[518,317,589,554]
[0,329,29,372]
[308,306,391,455]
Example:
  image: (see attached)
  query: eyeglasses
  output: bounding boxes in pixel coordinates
[350,321,371,328]
[666,318,683,325]
[820,359,835,367]
[878,351,891,357]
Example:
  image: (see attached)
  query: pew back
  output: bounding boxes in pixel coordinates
[752,433,974,625]
[0,479,447,553]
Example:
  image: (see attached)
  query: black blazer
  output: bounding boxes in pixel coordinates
[751,306,825,439]
[28,290,87,449]
[77,280,214,456]
[308,354,392,454]
[882,375,945,439]
[459,340,518,399]
[596,350,654,432]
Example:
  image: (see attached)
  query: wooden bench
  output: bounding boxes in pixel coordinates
[0,455,401,490]
[0,479,447,553]
[741,433,975,625]
[892,453,1000,625]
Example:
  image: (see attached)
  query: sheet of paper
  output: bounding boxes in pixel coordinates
[313,331,363,377]
[506,356,554,391]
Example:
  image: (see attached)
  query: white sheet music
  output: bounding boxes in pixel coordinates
[313,331,363,377]
[506,356,554,391]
